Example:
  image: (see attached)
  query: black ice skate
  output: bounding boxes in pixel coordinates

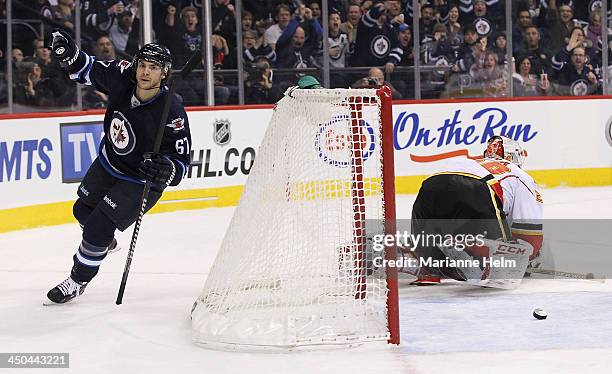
[107,237,121,254]
[46,277,88,304]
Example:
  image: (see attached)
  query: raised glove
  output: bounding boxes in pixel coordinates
[45,29,79,67]
[139,153,176,187]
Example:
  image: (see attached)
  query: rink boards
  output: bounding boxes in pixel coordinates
[1,96,612,232]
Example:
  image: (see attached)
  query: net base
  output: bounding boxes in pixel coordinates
[191,298,389,351]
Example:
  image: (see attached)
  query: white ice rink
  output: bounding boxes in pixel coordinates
[2,186,612,374]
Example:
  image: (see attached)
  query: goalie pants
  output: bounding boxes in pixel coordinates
[70,158,163,282]
[411,173,510,280]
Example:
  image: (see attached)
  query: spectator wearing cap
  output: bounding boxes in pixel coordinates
[108,8,137,54]
[516,25,554,76]
[393,23,414,99]
[160,5,202,67]
[397,23,414,67]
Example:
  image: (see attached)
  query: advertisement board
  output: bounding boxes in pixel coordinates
[1,98,612,232]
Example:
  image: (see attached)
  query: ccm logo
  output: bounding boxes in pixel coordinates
[495,244,526,255]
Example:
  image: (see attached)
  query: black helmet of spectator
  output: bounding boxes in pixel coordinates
[132,43,173,84]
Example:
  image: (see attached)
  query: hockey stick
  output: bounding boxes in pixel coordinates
[116,49,202,305]
[527,267,605,283]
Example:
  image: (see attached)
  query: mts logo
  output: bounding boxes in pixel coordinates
[0,139,53,182]
[60,122,104,183]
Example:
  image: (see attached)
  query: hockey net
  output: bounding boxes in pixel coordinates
[191,87,398,350]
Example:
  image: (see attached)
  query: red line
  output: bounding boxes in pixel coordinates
[392,94,612,105]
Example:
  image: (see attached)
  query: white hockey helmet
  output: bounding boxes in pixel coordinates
[484,135,527,167]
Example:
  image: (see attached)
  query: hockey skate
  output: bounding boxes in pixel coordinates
[45,277,88,304]
[107,237,121,254]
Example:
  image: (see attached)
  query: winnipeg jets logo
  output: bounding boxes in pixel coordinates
[55,46,66,55]
[474,18,491,36]
[370,35,390,58]
[570,80,589,96]
[109,111,136,155]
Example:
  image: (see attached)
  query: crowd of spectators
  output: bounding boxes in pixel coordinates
[1,0,611,110]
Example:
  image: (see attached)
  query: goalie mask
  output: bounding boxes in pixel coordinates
[484,135,527,167]
[132,43,173,84]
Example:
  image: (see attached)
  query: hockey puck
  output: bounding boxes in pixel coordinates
[533,308,547,320]
[586,273,595,279]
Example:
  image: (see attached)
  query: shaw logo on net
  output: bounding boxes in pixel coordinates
[394,107,538,162]
[315,114,376,168]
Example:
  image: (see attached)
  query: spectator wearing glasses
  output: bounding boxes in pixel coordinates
[552,43,599,96]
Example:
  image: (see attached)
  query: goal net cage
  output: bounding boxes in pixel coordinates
[191,86,399,350]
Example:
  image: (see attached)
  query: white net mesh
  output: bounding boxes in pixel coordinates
[191,88,391,350]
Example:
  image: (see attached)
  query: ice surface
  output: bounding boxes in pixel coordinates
[1,186,612,373]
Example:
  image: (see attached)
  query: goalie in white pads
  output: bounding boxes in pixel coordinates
[407,136,544,288]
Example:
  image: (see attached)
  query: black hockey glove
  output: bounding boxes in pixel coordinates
[139,153,176,187]
[45,29,79,68]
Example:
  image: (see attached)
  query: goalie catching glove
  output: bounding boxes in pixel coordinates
[139,153,176,187]
[45,29,80,68]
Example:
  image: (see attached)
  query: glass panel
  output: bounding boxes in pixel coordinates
[511,0,603,97]
[8,0,77,113]
[150,1,208,106]
[417,0,508,99]
[1,7,7,113]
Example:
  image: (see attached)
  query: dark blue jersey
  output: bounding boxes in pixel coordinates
[69,53,191,186]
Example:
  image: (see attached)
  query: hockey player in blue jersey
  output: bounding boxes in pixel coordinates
[45,29,191,304]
